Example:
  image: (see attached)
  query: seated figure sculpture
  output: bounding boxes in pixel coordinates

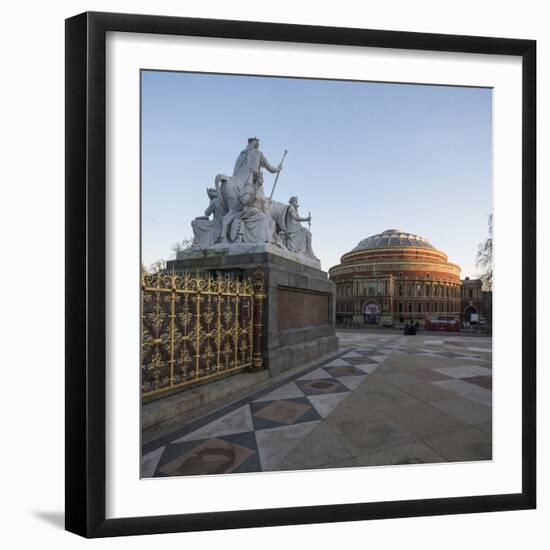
[190,187,227,248]
[229,173,279,244]
[284,196,318,261]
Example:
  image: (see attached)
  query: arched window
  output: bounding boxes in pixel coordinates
[399,284,403,297]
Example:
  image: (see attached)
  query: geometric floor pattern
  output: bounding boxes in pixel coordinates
[142,330,492,477]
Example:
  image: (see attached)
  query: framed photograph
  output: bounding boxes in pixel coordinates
[65,11,536,538]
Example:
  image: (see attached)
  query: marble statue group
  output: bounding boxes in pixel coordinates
[186,137,318,262]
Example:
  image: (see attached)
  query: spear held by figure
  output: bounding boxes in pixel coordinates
[269,150,288,200]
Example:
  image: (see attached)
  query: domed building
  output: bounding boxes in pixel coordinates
[329,229,463,326]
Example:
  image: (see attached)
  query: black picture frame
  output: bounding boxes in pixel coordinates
[65,11,536,538]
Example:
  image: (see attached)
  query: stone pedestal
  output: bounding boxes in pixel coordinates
[167,246,338,377]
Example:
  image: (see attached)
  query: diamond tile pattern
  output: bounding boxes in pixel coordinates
[252,398,315,427]
[142,332,492,477]
[142,350,375,477]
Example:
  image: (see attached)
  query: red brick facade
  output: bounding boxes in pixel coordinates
[329,230,467,326]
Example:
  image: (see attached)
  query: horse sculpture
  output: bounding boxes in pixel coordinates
[215,173,244,243]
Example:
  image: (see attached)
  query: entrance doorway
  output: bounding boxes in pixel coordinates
[363,301,381,325]
[464,305,478,323]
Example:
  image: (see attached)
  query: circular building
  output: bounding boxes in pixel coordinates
[329,229,462,326]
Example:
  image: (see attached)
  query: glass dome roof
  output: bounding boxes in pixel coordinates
[352,229,435,251]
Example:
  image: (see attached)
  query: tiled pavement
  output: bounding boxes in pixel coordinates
[142,331,492,477]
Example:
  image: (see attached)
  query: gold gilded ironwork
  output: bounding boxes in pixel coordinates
[251,268,265,371]
[141,269,263,398]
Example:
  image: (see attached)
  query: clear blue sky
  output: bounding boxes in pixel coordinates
[141,70,492,277]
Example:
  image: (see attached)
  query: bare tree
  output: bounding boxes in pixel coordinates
[171,238,192,258]
[476,214,493,291]
[143,238,192,275]
[148,259,167,274]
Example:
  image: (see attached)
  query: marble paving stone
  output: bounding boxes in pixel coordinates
[376,350,397,357]
[326,405,417,456]
[475,420,492,435]
[318,457,360,469]
[433,365,493,379]
[354,354,389,362]
[425,427,492,461]
[336,375,368,391]
[275,422,352,470]
[158,437,255,476]
[369,363,415,374]
[354,441,447,467]
[324,365,368,377]
[255,421,320,470]
[141,446,165,478]
[323,358,352,367]
[459,355,491,362]
[252,399,312,426]
[172,405,254,443]
[381,402,469,440]
[370,372,421,386]
[253,382,306,402]
[437,352,470,359]
[398,383,459,403]
[432,379,492,407]
[354,382,420,410]
[352,363,381,375]
[468,347,492,353]
[307,392,351,418]
[366,355,389,363]
[344,356,379,365]
[431,398,492,426]
[407,369,452,382]
[341,350,365,358]
[424,340,444,345]
[296,378,350,396]
[465,376,492,389]
[297,367,335,380]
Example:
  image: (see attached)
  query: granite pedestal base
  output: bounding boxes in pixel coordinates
[167,249,338,377]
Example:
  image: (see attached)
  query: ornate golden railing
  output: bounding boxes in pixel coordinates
[141,269,265,398]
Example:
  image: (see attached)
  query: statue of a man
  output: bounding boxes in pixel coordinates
[284,196,318,260]
[232,137,282,190]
